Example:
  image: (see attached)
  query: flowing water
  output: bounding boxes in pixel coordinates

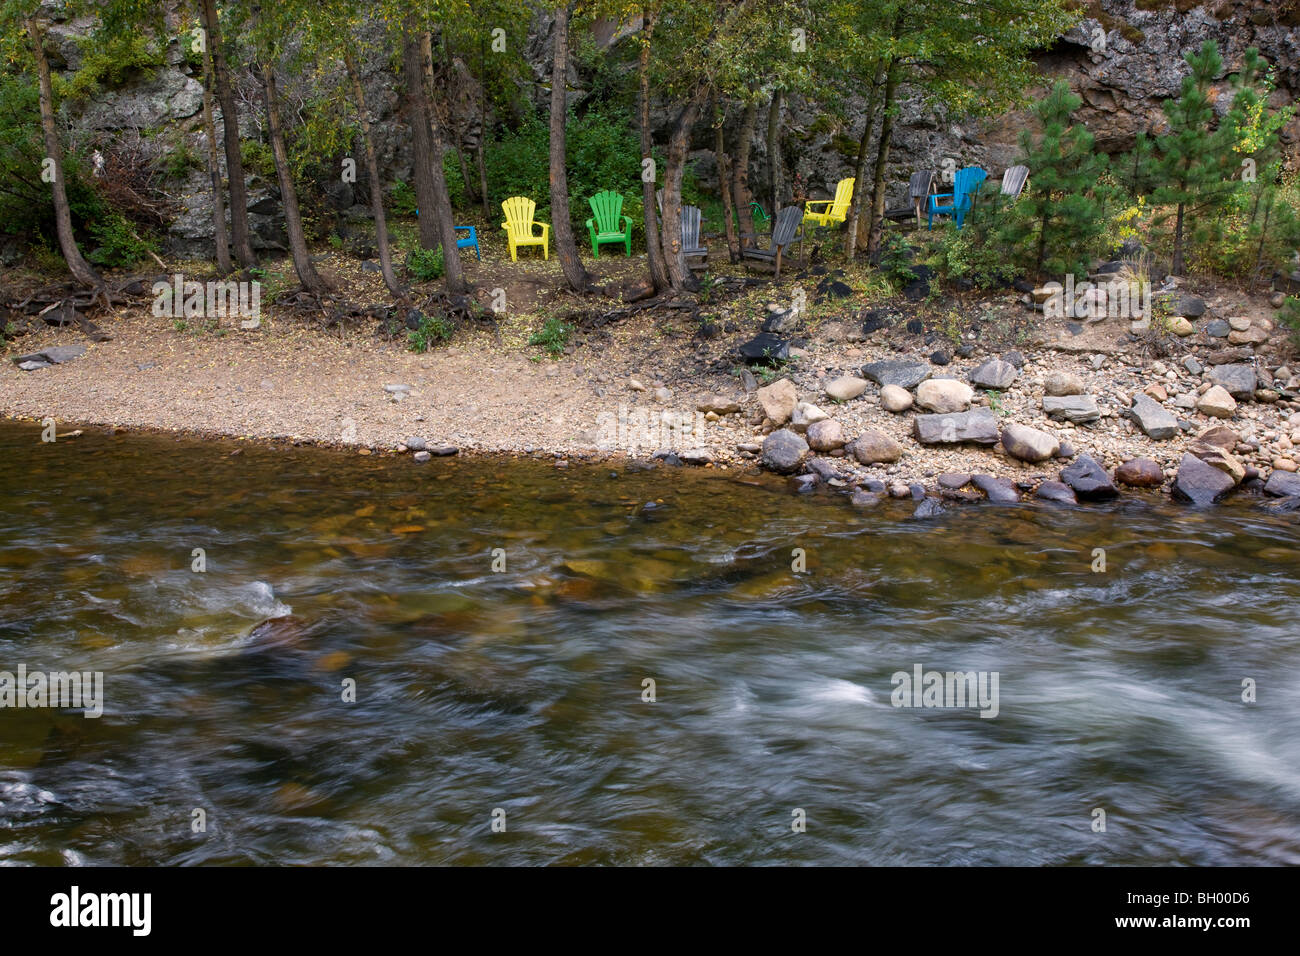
[1,421,1298,866]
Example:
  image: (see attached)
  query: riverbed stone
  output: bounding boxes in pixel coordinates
[1196,385,1237,419]
[1060,455,1118,500]
[861,360,930,389]
[1173,452,1235,505]
[739,333,790,364]
[1042,394,1100,423]
[1264,471,1300,497]
[806,419,847,451]
[756,379,798,425]
[1206,319,1231,338]
[680,448,715,465]
[1115,458,1163,488]
[791,401,829,431]
[761,428,808,473]
[912,498,946,518]
[938,472,971,489]
[1196,425,1238,449]
[1035,481,1078,504]
[972,474,1020,503]
[825,376,868,401]
[912,409,1000,445]
[1000,423,1060,462]
[405,436,427,452]
[1043,370,1085,396]
[850,429,903,464]
[879,384,913,412]
[916,378,973,413]
[1209,363,1257,399]
[1189,441,1245,484]
[970,358,1018,390]
[1127,393,1180,439]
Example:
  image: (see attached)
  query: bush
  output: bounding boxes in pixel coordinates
[528,316,572,357]
[928,211,1015,288]
[406,246,445,281]
[1279,297,1300,350]
[86,212,158,268]
[408,312,454,352]
[389,180,418,217]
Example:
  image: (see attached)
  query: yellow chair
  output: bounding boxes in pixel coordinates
[501,196,550,261]
[803,177,855,228]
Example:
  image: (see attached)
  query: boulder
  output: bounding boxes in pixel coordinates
[879,384,913,412]
[1000,423,1060,462]
[1173,452,1235,506]
[1042,394,1100,423]
[1060,455,1119,500]
[1264,471,1300,497]
[1175,295,1206,318]
[1188,441,1245,485]
[1043,370,1085,396]
[1196,385,1237,419]
[756,379,798,425]
[916,378,973,413]
[970,358,1018,390]
[806,419,847,452]
[761,429,808,473]
[1209,363,1257,399]
[850,429,903,464]
[1126,393,1179,440]
[825,376,868,401]
[861,360,930,389]
[912,409,1000,445]
[1114,458,1163,488]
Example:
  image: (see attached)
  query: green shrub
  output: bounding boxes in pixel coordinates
[408,312,454,352]
[86,212,158,268]
[1279,297,1300,349]
[406,246,445,281]
[389,180,418,217]
[877,232,918,285]
[528,316,572,357]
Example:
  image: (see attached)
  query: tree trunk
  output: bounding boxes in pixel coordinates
[402,28,441,250]
[26,18,103,292]
[476,38,491,218]
[344,50,407,308]
[1172,202,1185,276]
[865,65,901,258]
[638,6,669,293]
[715,117,738,263]
[200,0,254,267]
[845,68,883,259]
[548,4,591,292]
[662,87,706,291]
[260,61,327,295]
[731,97,758,248]
[418,28,467,294]
[199,29,231,275]
[766,89,782,213]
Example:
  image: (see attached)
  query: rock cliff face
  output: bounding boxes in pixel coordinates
[40,0,1300,257]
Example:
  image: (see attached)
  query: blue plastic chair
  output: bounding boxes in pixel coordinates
[927,167,987,230]
[455,225,481,261]
[414,208,481,260]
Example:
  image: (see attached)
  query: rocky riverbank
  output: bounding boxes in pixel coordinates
[4,263,1300,515]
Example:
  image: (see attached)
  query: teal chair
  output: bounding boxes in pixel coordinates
[927,167,987,230]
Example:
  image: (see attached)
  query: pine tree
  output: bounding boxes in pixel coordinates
[999,80,1112,278]
[1150,40,1232,276]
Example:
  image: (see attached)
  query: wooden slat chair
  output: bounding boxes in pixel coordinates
[500,196,549,261]
[884,170,937,227]
[681,204,707,267]
[999,164,1030,201]
[741,205,803,281]
[927,167,986,230]
[803,176,855,229]
[586,190,632,258]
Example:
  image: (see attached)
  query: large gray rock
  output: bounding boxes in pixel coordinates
[12,344,87,369]
[1060,455,1118,500]
[1264,471,1300,497]
[912,409,1000,445]
[861,360,930,389]
[1126,394,1179,440]
[1042,394,1100,423]
[1173,452,1235,506]
[1000,423,1060,462]
[761,429,808,474]
[78,70,204,129]
[1209,363,1257,399]
[970,358,1018,390]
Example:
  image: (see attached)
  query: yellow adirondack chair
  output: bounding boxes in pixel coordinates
[501,196,550,261]
[803,177,855,228]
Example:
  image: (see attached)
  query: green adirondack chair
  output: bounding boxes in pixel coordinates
[586,190,633,258]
